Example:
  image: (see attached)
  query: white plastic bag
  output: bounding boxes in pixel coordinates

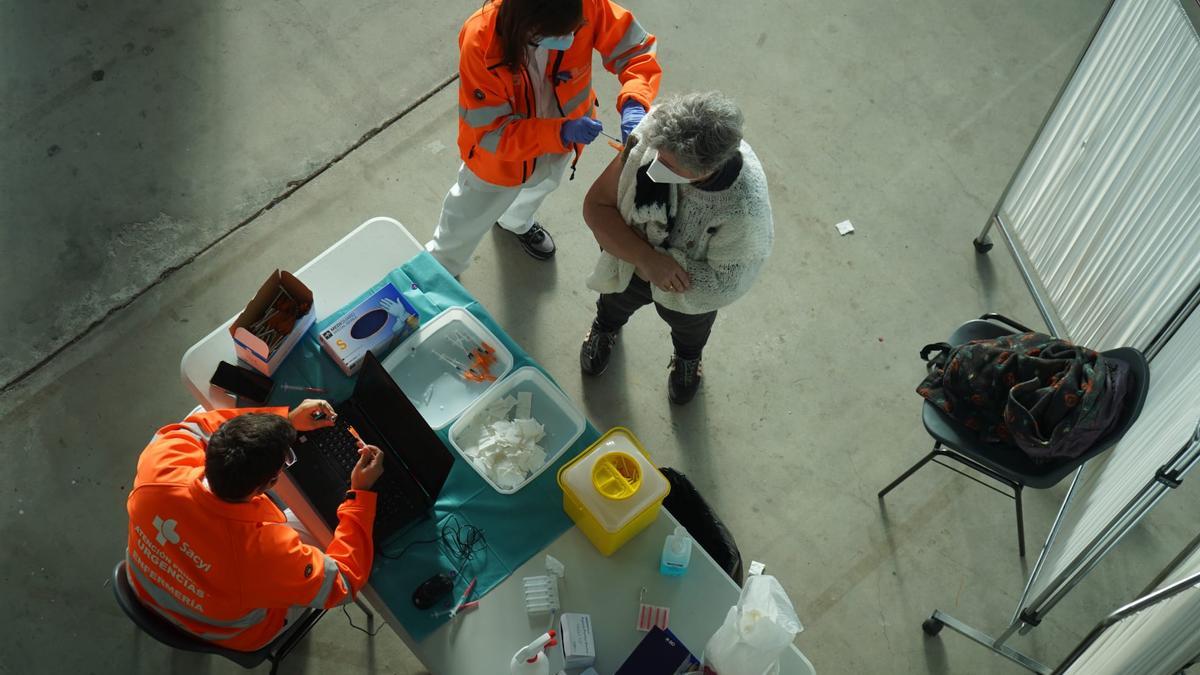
[701,575,803,675]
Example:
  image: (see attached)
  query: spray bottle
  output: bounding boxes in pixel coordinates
[510,630,558,675]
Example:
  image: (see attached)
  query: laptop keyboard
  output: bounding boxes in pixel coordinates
[314,426,362,476]
[300,419,424,537]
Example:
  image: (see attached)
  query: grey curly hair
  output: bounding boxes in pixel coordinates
[638,92,744,176]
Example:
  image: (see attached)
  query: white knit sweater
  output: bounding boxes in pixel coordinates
[586,127,774,314]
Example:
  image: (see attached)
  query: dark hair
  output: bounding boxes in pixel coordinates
[205,414,296,501]
[494,0,583,70]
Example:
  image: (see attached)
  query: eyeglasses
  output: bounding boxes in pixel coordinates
[284,445,297,468]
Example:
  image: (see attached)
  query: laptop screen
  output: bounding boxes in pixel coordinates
[353,351,454,499]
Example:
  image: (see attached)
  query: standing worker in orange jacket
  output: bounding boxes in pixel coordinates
[425,0,662,277]
[124,400,383,651]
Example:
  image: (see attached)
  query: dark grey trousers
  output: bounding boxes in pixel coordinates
[594,276,717,360]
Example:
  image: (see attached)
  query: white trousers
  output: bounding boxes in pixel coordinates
[425,152,571,276]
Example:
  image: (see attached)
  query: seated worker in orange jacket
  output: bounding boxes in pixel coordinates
[124,400,383,651]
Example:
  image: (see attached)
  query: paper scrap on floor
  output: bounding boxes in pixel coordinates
[464,395,547,490]
[835,219,855,235]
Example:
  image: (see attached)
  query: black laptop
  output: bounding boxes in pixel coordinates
[286,351,454,544]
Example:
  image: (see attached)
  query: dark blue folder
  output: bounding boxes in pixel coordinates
[616,626,702,674]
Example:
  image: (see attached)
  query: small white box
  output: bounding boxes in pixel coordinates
[230,270,315,376]
[318,282,418,375]
[559,612,596,669]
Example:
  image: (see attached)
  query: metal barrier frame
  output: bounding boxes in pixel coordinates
[926,0,1200,668]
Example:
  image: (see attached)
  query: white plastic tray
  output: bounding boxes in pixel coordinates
[449,366,586,494]
[380,307,513,429]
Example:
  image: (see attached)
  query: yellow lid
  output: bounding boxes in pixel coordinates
[558,428,669,533]
[591,452,641,500]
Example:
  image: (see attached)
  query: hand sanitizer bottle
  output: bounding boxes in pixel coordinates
[660,526,693,576]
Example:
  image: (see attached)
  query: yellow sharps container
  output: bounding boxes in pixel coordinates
[557,427,670,556]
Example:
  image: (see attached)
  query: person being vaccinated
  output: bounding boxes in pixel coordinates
[579,92,774,404]
[426,0,661,276]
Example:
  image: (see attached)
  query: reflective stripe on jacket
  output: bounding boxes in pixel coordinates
[125,408,377,651]
[457,0,661,187]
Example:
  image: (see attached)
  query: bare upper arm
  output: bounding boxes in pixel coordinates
[585,150,625,216]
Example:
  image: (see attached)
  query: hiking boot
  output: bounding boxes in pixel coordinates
[668,355,703,404]
[509,222,556,260]
[580,322,619,376]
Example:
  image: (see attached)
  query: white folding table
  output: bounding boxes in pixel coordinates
[179,217,426,409]
[178,217,815,674]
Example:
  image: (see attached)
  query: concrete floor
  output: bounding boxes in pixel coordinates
[5,0,1199,673]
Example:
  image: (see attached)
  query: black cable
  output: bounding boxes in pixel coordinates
[378,514,486,573]
[379,534,441,561]
[341,603,384,637]
[440,515,488,572]
[347,516,486,635]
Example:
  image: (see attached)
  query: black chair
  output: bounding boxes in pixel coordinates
[112,561,326,674]
[877,314,1150,557]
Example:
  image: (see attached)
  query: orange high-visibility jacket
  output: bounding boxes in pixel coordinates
[125,408,376,652]
[456,0,661,187]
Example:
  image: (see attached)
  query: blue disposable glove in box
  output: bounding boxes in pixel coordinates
[318,282,419,375]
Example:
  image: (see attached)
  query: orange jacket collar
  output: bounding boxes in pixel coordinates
[473,2,506,69]
[186,469,286,524]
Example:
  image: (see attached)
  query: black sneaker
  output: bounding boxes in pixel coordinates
[668,355,703,404]
[509,222,556,260]
[580,322,619,376]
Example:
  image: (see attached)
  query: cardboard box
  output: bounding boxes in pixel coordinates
[230,270,315,376]
[318,282,418,375]
[560,612,596,669]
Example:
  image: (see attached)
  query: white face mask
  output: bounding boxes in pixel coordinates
[646,151,693,184]
[535,33,575,51]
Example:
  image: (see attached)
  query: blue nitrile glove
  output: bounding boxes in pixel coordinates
[620,101,646,142]
[561,117,603,146]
